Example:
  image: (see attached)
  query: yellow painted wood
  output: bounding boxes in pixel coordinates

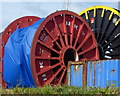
[101,9,105,17]
[115,18,120,26]
[109,11,113,20]
[85,12,88,19]
[94,8,96,17]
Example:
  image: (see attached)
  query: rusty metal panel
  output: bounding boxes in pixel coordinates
[68,59,120,88]
[68,61,87,87]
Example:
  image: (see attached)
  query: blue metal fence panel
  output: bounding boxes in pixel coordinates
[70,65,83,87]
[87,62,94,87]
[118,60,120,87]
[94,60,119,88]
[68,59,120,88]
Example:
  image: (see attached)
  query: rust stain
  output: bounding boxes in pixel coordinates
[94,62,96,86]
[82,63,87,87]
[110,69,115,76]
[90,62,92,85]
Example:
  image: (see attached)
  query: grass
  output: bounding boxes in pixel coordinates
[0,85,120,95]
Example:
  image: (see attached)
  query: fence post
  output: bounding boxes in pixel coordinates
[82,61,87,87]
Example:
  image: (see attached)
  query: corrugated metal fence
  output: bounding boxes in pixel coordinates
[68,59,120,88]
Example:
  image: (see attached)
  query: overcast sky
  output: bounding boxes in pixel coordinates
[0,0,120,32]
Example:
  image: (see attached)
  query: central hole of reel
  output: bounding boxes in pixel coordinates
[64,48,78,67]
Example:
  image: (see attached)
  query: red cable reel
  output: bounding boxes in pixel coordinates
[0,16,40,88]
[31,11,99,87]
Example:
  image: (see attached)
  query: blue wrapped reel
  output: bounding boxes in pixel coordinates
[4,18,44,88]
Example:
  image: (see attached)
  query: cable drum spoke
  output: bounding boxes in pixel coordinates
[63,14,69,46]
[110,44,120,50]
[102,24,120,49]
[78,45,96,56]
[44,27,62,50]
[77,33,92,51]
[101,27,120,57]
[100,24,118,46]
[37,62,61,76]
[53,18,65,47]
[73,23,85,48]
[103,36,120,50]
[58,69,66,85]
[105,52,120,57]
[70,16,76,46]
[44,67,63,85]
[37,40,60,55]
[34,56,60,60]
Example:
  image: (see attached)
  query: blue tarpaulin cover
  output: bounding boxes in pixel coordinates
[3,18,44,88]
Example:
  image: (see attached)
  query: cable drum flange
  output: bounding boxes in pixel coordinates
[0,16,40,88]
[79,6,120,59]
[31,10,99,87]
